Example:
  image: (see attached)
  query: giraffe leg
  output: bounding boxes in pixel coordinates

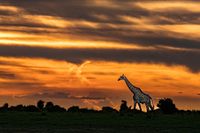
[133,101,137,110]
[145,103,150,112]
[147,99,154,111]
[149,104,154,111]
[133,96,137,110]
[138,103,142,111]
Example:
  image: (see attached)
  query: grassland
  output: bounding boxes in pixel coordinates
[0,112,199,133]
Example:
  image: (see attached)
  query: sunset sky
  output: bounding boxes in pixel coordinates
[0,0,199,111]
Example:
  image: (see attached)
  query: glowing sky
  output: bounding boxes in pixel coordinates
[0,0,199,110]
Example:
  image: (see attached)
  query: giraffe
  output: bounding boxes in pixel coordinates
[118,74,154,112]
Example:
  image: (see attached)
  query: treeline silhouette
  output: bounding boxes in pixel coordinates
[0,100,66,112]
[0,98,199,114]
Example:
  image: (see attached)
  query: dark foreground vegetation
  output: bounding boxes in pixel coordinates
[0,98,199,133]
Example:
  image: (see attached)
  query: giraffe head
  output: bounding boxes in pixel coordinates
[118,74,126,81]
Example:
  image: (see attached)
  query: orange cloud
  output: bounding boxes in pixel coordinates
[135,1,200,12]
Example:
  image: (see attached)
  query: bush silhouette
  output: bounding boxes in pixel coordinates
[67,106,80,112]
[44,102,66,112]
[157,98,178,114]
[2,98,197,114]
[0,102,66,112]
[0,103,9,111]
[3,103,9,109]
[45,102,54,112]
[119,100,129,113]
[67,106,98,113]
[9,104,36,112]
[53,105,66,112]
[102,106,118,113]
[9,104,24,111]
[25,105,39,112]
[37,100,45,111]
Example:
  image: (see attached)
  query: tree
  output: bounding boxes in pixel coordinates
[3,103,9,109]
[0,103,9,112]
[67,106,80,112]
[9,104,24,112]
[45,101,54,112]
[157,98,178,114]
[37,100,44,111]
[53,105,66,112]
[119,100,129,113]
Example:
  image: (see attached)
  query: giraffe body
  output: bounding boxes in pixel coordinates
[118,74,154,112]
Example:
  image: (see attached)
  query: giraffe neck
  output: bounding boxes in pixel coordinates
[123,77,138,94]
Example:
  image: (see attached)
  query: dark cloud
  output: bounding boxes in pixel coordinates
[0,0,199,73]
[0,45,199,72]
[70,96,106,100]
[1,0,199,25]
[0,0,131,24]
[172,95,200,102]
[0,70,16,79]
[152,77,174,82]
[0,21,58,29]
[15,92,70,99]
[66,27,200,50]
[15,91,106,100]
[0,0,199,50]
[0,81,44,88]
[154,10,200,24]
[0,10,16,16]
[0,59,55,75]
[86,76,96,80]
[83,72,117,75]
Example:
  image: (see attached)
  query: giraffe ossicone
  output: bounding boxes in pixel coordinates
[118,74,154,112]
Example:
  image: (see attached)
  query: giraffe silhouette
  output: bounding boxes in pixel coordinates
[118,74,154,112]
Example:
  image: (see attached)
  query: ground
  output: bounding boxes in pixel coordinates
[0,112,199,133]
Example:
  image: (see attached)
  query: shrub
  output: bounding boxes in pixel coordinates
[67,106,80,112]
[119,100,129,113]
[102,106,118,113]
[37,100,45,111]
[157,98,178,114]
